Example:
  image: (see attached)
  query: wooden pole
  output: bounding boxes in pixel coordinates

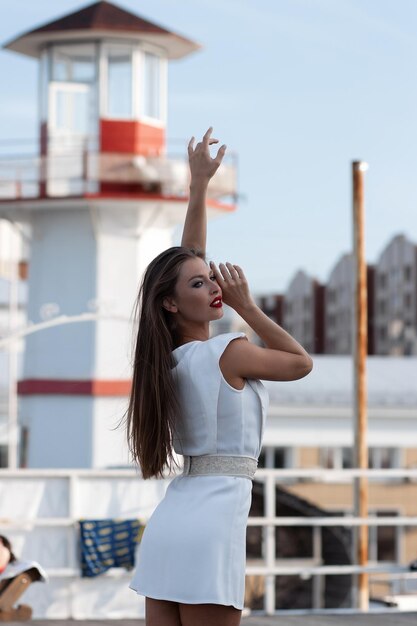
[352,161,369,610]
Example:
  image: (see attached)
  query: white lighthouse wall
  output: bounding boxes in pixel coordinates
[20,396,93,468]
[93,397,130,468]
[136,226,174,273]
[94,215,140,380]
[24,209,97,378]
[20,395,133,469]
[94,210,174,380]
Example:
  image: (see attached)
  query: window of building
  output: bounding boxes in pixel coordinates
[52,44,96,83]
[0,445,7,468]
[379,273,387,288]
[379,327,387,341]
[107,47,132,118]
[391,291,402,311]
[320,447,399,470]
[143,52,160,119]
[404,292,412,309]
[368,447,399,469]
[320,447,352,470]
[404,265,412,282]
[258,446,293,469]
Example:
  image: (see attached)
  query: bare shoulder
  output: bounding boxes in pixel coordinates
[220,337,313,383]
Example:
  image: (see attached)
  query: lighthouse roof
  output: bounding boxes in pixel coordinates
[3,0,200,60]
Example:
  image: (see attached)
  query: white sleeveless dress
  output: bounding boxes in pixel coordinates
[129,332,269,609]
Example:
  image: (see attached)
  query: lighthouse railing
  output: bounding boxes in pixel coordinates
[0,138,238,202]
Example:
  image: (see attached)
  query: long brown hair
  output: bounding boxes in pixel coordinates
[126,246,204,479]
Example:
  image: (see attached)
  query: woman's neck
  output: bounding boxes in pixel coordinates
[178,322,210,344]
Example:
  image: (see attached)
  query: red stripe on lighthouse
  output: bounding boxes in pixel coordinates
[17,379,132,396]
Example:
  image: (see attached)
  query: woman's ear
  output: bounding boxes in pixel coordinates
[162,297,178,313]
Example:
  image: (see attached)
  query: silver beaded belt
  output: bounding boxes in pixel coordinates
[182,454,258,480]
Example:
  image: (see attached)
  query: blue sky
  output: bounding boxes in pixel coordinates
[1,0,417,294]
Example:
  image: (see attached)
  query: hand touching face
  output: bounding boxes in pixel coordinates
[209,261,256,314]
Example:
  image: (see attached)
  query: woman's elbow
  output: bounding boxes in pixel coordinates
[297,356,313,379]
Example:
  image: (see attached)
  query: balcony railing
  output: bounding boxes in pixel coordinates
[0,138,237,201]
[1,467,417,619]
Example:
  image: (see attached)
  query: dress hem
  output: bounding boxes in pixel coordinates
[129,586,243,611]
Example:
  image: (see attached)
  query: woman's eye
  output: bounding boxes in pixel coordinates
[192,281,203,288]
[210,274,216,281]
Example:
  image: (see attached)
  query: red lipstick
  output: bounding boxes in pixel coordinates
[210,297,222,308]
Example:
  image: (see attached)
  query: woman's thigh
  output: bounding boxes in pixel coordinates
[179,602,242,626]
[145,597,181,626]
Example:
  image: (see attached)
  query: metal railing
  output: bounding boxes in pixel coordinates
[0,138,238,202]
[1,467,417,618]
[250,468,417,614]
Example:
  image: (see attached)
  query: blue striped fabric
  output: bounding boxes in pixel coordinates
[79,519,144,577]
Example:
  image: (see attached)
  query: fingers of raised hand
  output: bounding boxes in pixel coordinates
[218,263,229,281]
[218,262,238,283]
[225,262,239,280]
[203,126,213,144]
[209,261,224,284]
[233,264,245,280]
[187,136,195,156]
[215,144,227,164]
[210,261,228,282]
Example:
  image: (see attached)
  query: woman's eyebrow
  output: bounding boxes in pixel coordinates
[187,274,206,282]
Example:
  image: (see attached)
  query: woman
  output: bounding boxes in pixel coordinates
[0,536,16,573]
[127,128,313,626]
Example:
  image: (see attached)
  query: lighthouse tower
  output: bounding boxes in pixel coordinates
[0,1,236,468]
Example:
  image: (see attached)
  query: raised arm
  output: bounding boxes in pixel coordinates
[181,127,226,254]
[210,261,313,385]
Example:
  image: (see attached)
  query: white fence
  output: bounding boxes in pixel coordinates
[1,467,417,618]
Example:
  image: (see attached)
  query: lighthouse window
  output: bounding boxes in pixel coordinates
[143,52,160,119]
[52,45,95,83]
[107,50,133,118]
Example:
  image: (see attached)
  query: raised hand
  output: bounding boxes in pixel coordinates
[210,261,256,313]
[188,127,227,183]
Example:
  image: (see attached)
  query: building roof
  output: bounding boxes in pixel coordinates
[3,1,200,60]
[264,354,417,408]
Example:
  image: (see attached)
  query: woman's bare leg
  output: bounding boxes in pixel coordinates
[145,598,181,626]
[179,602,242,626]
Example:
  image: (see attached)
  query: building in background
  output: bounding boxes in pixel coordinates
[282,269,325,354]
[257,233,416,357]
[374,233,417,356]
[257,293,284,326]
[325,253,375,355]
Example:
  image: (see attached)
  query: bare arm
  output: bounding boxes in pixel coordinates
[211,261,313,383]
[181,127,226,254]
